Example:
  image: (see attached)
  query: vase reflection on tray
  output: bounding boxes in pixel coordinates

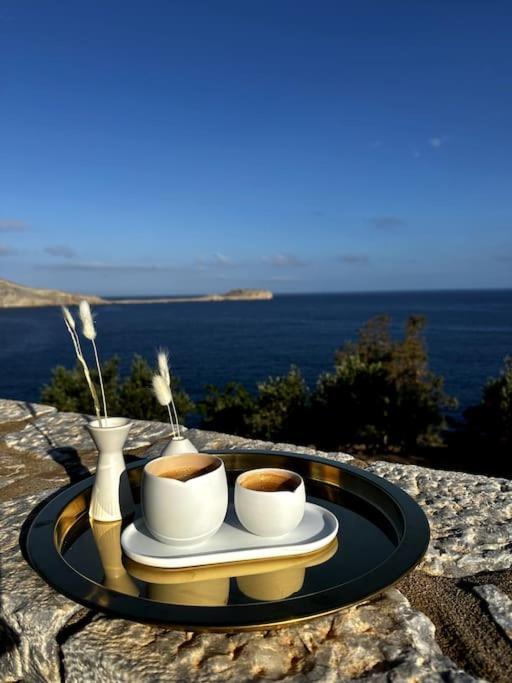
[90,519,138,596]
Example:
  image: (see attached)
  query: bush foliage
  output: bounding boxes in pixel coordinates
[312,315,455,452]
[41,315,510,460]
[199,315,455,453]
[41,354,194,423]
[198,367,310,442]
[457,356,512,456]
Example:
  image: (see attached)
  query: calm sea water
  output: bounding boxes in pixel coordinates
[0,290,510,416]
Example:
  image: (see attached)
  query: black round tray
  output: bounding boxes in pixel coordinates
[24,450,429,631]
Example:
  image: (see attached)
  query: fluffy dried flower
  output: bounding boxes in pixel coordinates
[79,300,97,340]
[152,373,172,406]
[62,306,76,331]
[157,349,171,386]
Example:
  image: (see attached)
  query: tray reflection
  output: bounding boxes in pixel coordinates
[90,517,338,606]
[62,484,397,608]
[26,451,429,629]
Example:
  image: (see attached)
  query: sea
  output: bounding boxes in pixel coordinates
[0,290,510,418]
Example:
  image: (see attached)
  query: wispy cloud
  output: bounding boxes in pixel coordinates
[36,261,172,273]
[371,216,405,230]
[0,219,27,232]
[269,275,303,282]
[0,245,14,256]
[339,253,369,265]
[213,252,233,266]
[265,253,307,268]
[45,245,76,259]
[196,252,237,269]
[429,137,444,148]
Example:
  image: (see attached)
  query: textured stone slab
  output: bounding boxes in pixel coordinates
[367,461,512,578]
[61,590,472,682]
[1,411,175,460]
[0,398,56,424]
[0,475,475,682]
[0,451,28,491]
[474,585,512,641]
[0,490,83,682]
[0,405,509,681]
[172,428,354,463]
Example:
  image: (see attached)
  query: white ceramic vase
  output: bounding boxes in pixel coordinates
[161,435,198,456]
[87,417,134,522]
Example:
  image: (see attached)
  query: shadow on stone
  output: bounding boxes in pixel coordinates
[0,615,20,657]
[23,400,38,420]
[47,447,90,485]
[21,407,91,485]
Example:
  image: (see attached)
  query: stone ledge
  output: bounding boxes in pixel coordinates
[366,461,512,579]
[0,399,510,682]
[0,398,56,425]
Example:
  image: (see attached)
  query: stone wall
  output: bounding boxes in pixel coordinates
[0,398,511,682]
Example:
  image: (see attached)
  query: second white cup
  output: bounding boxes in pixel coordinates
[235,467,306,537]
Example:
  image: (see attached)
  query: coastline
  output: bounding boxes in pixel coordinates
[0,279,273,308]
[111,292,273,305]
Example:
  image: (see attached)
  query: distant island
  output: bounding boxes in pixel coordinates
[0,278,273,308]
[113,289,273,304]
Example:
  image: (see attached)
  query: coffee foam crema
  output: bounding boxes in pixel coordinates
[240,470,300,493]
[146,454,220,482]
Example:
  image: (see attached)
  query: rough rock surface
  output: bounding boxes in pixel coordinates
[2,410,175,459]
[474,585,512,641]
[367,460,512,579]
[61,591,471,682]
[0,399,510,682]
[0,398,56,424]
[0,491,82,681]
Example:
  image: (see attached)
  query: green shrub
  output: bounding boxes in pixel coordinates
[248,366,310,441]
[459,356,512,455]
[199,367,310,442]
[42,315,457,456]
[41,357,122,416]
[199,315,454,454]
[312,315,455,452]
[198,382,257,436]
[41,354,194,423]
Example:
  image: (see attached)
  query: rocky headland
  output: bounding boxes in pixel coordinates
[0,398,511,681]
[0,278,105,308]
[0,278,273,308]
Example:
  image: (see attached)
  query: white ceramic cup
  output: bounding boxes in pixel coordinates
[142,453,228,546]
[234,468,306,537]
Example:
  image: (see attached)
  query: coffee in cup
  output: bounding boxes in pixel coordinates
[239,470,300,493]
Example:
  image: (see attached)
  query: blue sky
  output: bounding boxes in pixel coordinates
[1,1,511,295]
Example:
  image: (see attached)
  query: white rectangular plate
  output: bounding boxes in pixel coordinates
[121,503,339,569]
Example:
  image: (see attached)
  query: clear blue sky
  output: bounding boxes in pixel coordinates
[1,1,511,295]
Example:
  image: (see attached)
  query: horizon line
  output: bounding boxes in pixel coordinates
[99,286,512,299]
